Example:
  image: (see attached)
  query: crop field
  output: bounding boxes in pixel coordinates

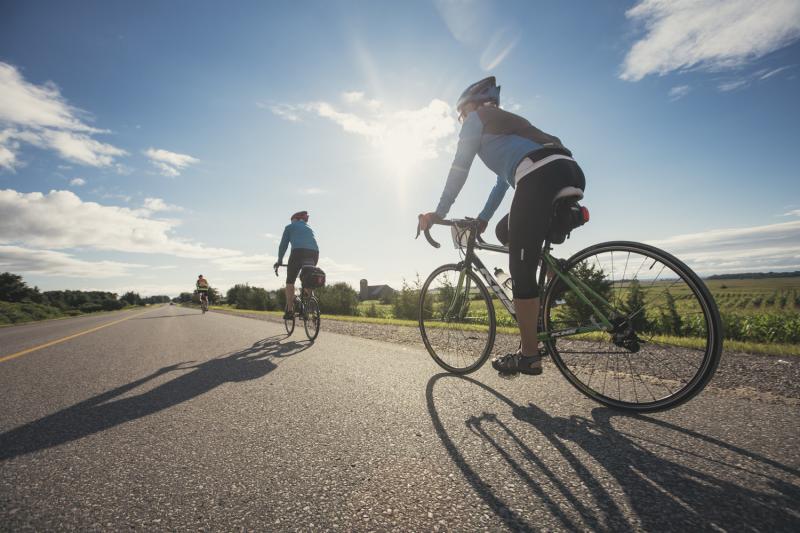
[704,277,800,315]
[364,273,800,356]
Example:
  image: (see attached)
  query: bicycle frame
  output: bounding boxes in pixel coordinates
[442,221,620,342]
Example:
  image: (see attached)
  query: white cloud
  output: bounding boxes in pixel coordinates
[0,62,127,170]
[85,282,189,297]
[298,187,325,195]
[318,257,363,274]
[783,209,800,217]
[668,84,691,100]
[342,91,365,104]
[142,197,183,212]
[716,64,794,92]
[69,177,86,186]
[210,254,362,278]
[621,0,800,81]
[0,245,144,278]
[649,219,800,274]
[213,253,277,272]
[0,129,19,170]
[0,189,239,258]
[759,65,792,79]
[268,104,301,122]
[342,91,381,110]
[272,95,457,173]
[718,79,749,92]
[144,147,198,177]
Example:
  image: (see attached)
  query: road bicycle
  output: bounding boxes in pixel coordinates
[416,191,722,412]
[274,264,321,341]
[197,291,209,313]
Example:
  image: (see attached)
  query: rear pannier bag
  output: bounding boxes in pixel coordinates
[549,201,590,245]
[300,266,326,288]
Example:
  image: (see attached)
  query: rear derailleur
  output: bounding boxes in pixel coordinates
[610,317,641,353]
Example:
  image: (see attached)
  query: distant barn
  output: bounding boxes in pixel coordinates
[359,279,396,302]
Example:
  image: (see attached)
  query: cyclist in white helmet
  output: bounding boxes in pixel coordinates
[419,76,586,377]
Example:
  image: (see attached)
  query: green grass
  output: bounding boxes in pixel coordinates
[211,274,800,356]
[210,305,797,356]
[356,300,394,318]
[0,301,143,327]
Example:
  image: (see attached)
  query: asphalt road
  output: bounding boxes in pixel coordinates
[1,305,798,531]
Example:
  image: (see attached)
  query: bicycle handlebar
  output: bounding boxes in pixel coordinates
[416,217,485,249]
[415,218,453,248]
[274,263,288,277]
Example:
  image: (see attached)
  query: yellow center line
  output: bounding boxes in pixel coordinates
[0,308,155,364]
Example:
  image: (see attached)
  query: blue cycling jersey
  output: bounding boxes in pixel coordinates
[277,220,319,263]
[435,106,571,221]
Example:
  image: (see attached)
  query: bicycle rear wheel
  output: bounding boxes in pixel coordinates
[419,264,496,374]
[304,297,321,341]
[284,297,299,336]
[542,241,722,412]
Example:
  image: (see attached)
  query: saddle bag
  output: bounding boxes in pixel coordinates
[300,266,326,288]
[549,201,590,244]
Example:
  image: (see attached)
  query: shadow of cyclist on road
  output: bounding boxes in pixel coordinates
[426,373,799,532]
[0,336,310,461]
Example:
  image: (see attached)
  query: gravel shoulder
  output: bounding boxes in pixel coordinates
[212,308,800,404]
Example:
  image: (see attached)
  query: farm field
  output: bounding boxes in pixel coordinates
[704,277,800,315]
[359,274,800,356]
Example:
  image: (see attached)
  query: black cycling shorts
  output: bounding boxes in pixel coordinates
[495,158,585,299]
[286,248,319,284]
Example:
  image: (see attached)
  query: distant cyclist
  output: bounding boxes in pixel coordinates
[196,274,210,307]
[418,76,586,377]
[274,211,319,320]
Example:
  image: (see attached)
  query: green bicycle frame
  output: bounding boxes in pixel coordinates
[440,222,621,342]
[543,252,617,319]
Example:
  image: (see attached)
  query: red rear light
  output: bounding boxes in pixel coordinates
[581,206,590,223]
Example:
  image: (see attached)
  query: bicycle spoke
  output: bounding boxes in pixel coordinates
[544,243,720,410]
[420,265,495,373]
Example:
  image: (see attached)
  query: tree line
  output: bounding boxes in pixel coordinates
[0,272,170,324]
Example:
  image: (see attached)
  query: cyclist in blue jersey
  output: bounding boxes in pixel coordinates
[418,77,586,377]
[274,211,320,320]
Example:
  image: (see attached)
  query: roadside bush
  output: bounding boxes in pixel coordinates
[393,275,432,320]
[316,283,359,315]
[0,272,43,303]
[0,301,64,324]
[227,284,274,311]
[560,262,613,326]
[102,299,126,311]
[720,311,800,344]
[274,289,287,311]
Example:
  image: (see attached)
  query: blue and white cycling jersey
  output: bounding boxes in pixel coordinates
[435,106,572,221]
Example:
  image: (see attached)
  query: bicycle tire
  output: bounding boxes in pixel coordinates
[419,264,496,374]
[542,241,722,412]
[304,297,321,341]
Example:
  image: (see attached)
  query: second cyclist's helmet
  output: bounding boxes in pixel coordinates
[456,76,500,116]
[291,211,309,222]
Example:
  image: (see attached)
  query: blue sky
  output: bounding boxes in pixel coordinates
[1,0,799,296]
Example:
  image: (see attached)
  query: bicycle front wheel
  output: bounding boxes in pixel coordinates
[542,241,722,412]
[419,264,496,374]
[304,297,321,341]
